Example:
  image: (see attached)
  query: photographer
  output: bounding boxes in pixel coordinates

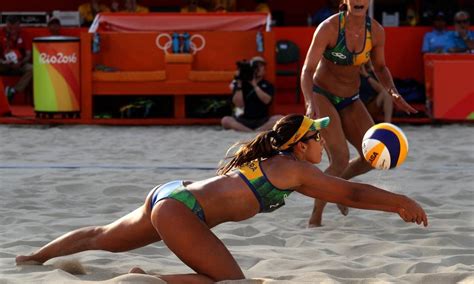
[221,56,282,132]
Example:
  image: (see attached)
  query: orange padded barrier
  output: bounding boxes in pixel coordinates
[93,71,166,82]
[83,29,275,123]
[90,13,269,33]
[424,54,474,121]
[165,53,193,63]
[188,71,235,82]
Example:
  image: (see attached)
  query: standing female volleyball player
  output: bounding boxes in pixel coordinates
[301,0,418,227]
[16,115,427,283]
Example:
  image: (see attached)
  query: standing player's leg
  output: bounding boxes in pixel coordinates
[309,93,351,227]
[339,99,375,180]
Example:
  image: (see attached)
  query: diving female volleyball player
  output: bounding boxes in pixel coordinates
[16,114,428,283]
[301,0,418,227]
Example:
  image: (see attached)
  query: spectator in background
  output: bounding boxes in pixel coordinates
[78,0,110,27]
[122,0,149,13]
[421,12,453,53]
[213,5,227,13]
[255,0,271,13]
[111,0,121,12]
[419,0,457,26]
[449,11,474,53]
[359,62,393,123]
[221,56,283,132]
[47,17,61,36]
[0,16,32,103]
[181,0,207,13]
[311,0,340,27]
[403,1,419,26]
[212,0,236,12]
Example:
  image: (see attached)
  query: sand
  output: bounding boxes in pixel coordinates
[0,124,473,283]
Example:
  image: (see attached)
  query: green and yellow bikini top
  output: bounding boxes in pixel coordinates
[238,157,294,213]
[323,12,372,66]
[237,116,331,213]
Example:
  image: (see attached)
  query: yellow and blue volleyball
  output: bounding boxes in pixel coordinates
[362,123,409,170]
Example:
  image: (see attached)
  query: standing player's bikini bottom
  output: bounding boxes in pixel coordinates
[313,84,360,111]
[150,180,206,222]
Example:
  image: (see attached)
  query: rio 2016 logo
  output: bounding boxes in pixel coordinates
[39,52,78,64]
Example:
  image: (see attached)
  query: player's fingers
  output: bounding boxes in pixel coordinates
[422,212,428,227]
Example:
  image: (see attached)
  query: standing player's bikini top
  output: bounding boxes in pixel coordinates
[238,157,294,213]
[323,12,372,66]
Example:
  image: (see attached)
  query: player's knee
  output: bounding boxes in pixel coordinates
[221,116,233,129]
[89,226,112,251]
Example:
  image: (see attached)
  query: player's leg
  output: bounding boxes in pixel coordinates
[151,199,244,282]
[339,99,375,180]
[221,116,253,132]
[16,191,161,265]
[309,93,351,227]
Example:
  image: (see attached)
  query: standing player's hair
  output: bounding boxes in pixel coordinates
[339,0,348,11]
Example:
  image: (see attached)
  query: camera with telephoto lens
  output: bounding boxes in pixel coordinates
[234,60,257,82]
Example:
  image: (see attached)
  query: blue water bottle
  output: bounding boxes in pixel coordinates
[92,33,101,54]
[182,32,191,53]
[256,31,264,53]
[172,32,180,53]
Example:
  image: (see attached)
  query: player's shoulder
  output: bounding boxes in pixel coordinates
[320,13,341,32]
[370,18,385,34]
[276,156,321,176]
[314,13,340,40]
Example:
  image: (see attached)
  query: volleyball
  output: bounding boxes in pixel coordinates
[362,123,409,170]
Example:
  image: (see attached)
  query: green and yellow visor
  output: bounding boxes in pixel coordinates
[279,116,330,150]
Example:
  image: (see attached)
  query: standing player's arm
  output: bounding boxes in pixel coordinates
[301,22,332,118]
[370,20,417,114]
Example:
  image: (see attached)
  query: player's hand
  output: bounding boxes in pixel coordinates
[391,92,418,114]
[397,196,428,227]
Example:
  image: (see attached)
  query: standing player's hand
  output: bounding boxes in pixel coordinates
[391,92,418,114]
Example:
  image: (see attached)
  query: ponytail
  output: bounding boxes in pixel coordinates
[217,130,278,175]
[217,114,304,175]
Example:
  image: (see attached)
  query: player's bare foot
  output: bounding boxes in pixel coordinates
[16,255,43,265]
[308,223,323,228]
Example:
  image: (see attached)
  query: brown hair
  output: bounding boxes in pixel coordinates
[217,114,304,175]
[339,0,348,11]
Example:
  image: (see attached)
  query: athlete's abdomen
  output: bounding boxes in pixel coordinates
[314,57,361,97]
[187,174,260,226]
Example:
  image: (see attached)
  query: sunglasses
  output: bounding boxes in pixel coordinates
[455,19,469,24]
[301,131,322,143]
